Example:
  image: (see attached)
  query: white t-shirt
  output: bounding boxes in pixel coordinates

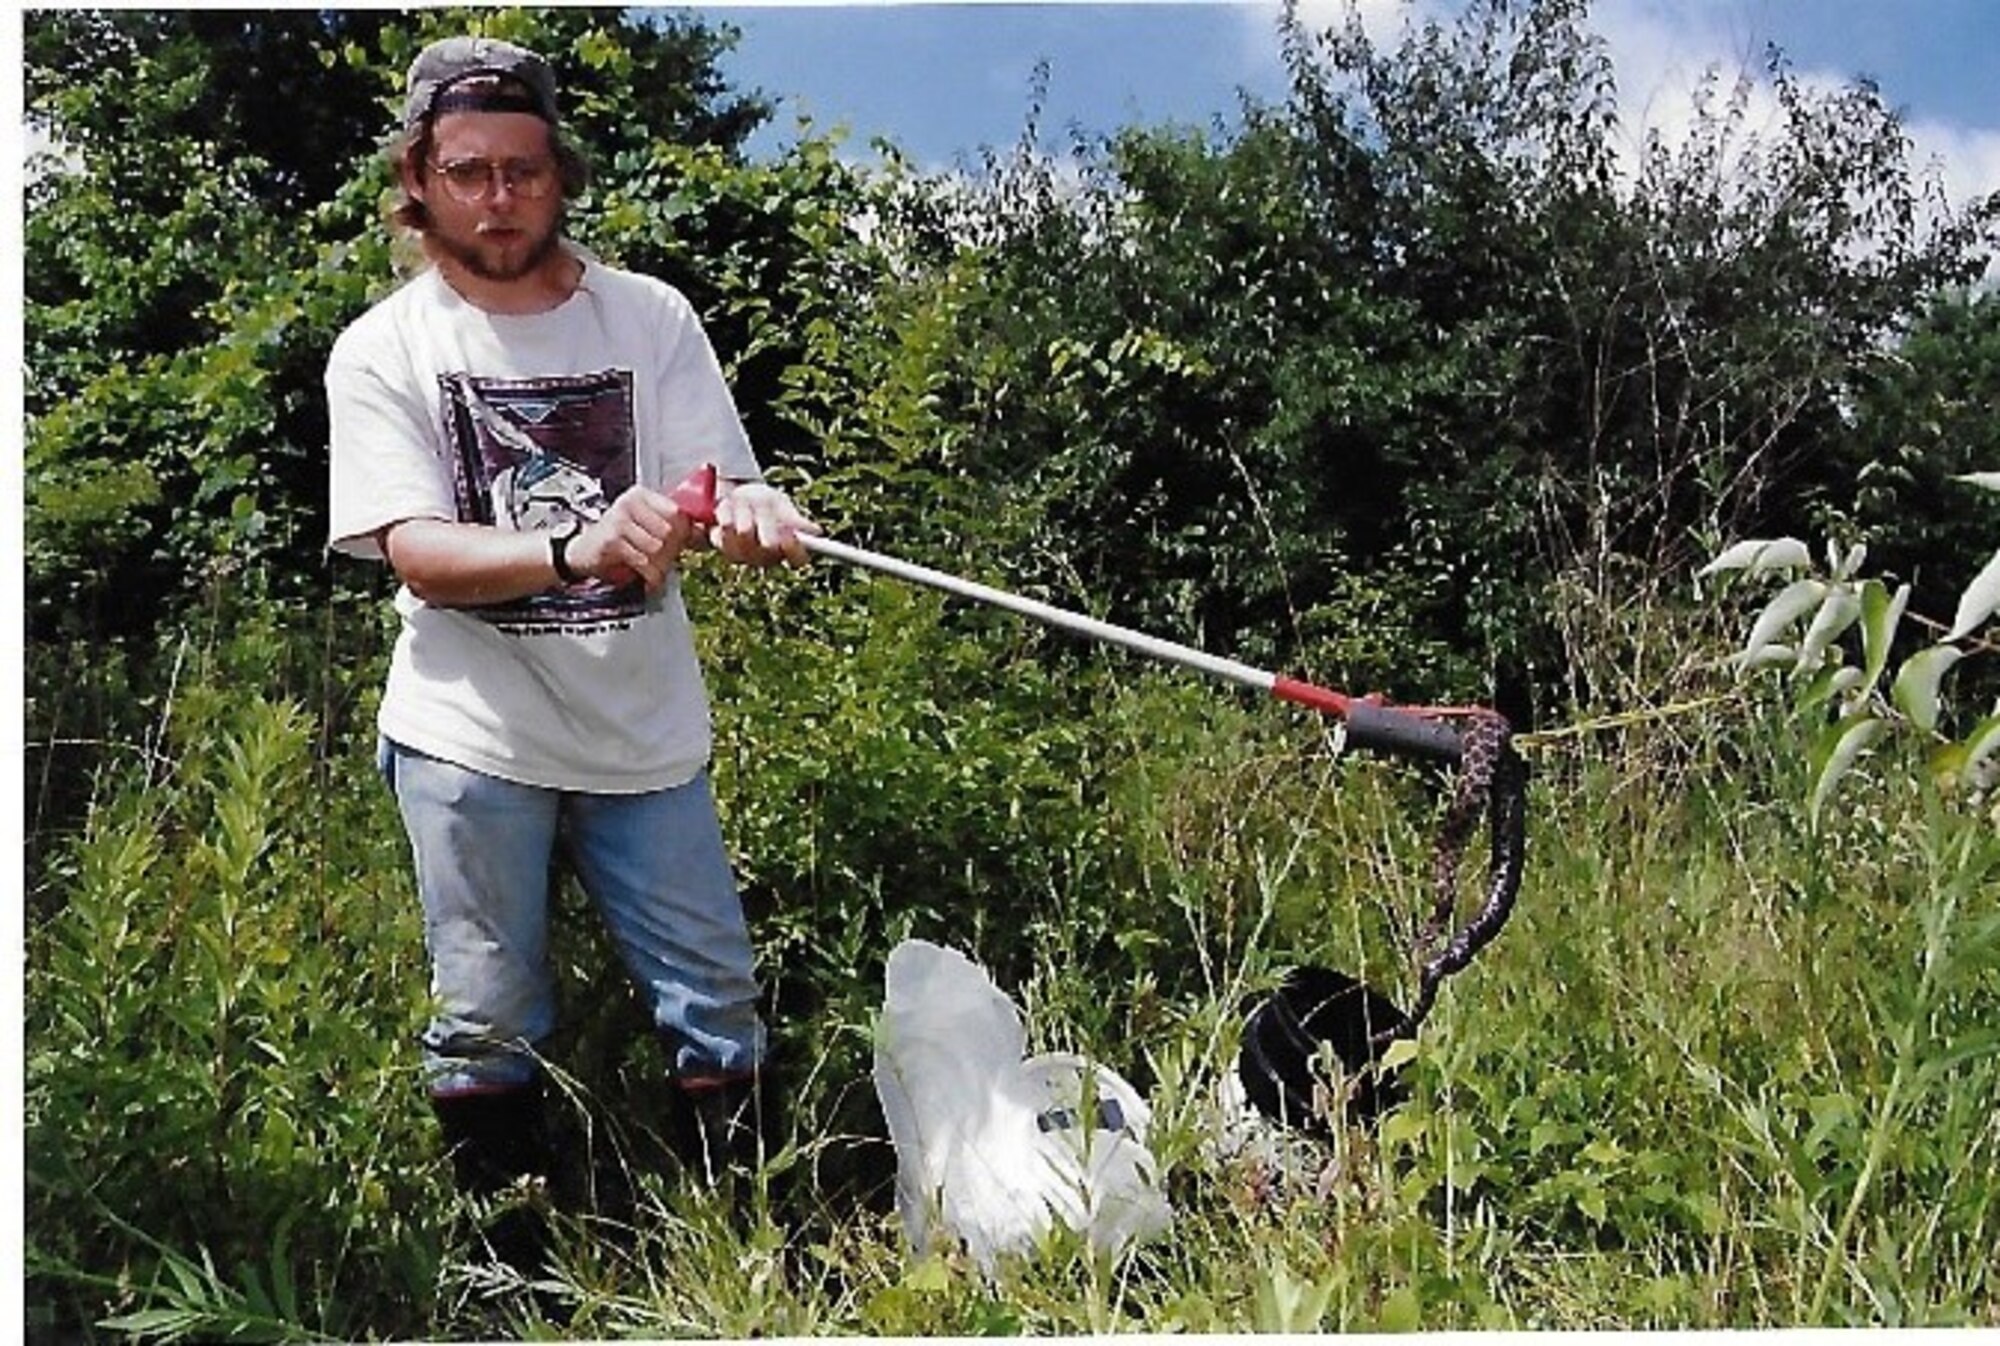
[325,252,762,793]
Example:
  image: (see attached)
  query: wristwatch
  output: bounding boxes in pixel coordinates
[550,520,584,584]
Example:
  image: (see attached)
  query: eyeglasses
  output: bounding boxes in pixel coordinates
[428,156,557,204]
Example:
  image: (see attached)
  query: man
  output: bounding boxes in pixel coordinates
[325,36,809,1250]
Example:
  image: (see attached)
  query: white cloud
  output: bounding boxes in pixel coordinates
[1898,118,2000,213]
[1239,0,1999,215]
[1595,0,1998,211]
[1595,2,1790,175]
[1284,0,1420,43]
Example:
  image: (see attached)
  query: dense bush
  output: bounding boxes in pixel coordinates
[24,608,442,1340]
[907,0,1998,716]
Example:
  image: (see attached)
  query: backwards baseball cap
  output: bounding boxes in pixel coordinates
[403,36,560,131]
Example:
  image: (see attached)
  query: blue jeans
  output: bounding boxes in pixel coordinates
[377,737,766,1096]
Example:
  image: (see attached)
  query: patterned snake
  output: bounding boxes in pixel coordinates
[1378,708,1529,1046]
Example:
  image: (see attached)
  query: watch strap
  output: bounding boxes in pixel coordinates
[550,521,584,584]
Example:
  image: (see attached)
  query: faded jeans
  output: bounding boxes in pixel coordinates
[377,737,766,1097]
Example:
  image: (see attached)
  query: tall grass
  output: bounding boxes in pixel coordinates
[23,590,1999,1339]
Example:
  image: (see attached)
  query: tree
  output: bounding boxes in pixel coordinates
[1834,291,2000,621]
[907,0,1999,714]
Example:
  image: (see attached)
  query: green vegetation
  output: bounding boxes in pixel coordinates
[24,3,1999,1338]
[27,585,1999,1338]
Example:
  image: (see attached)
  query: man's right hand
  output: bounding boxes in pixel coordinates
[570,485,694,595]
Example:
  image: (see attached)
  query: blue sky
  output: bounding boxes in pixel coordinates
[680,0,2000,207]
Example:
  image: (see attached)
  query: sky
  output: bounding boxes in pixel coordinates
[680,0,2000,211]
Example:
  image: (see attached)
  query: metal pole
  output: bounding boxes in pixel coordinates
[799,533,1280,695]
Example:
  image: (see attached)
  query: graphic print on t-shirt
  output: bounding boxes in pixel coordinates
[440,369,645,633]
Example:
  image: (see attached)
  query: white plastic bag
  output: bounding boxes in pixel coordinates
[872,939,1173,1272]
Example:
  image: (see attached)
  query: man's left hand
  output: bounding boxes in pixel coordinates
[711,481,814,567]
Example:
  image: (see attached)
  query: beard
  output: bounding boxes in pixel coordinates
[430,213,564,283]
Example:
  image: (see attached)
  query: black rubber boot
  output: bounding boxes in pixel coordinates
[431,1084,555,1277]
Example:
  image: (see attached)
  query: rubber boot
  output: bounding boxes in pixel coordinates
[431,1083,555,1278]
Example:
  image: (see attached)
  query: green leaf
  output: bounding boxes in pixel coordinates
[1738,643,1797,673]
[1912,1028,2000,1089]
[1858,579,1910,694]
[1376,1284,1422,1333]
[1699,537,1810,579]
[1379,1036,1421,1070]
[1581,1137,1627,1166]
[1256,1262,1338,1333]
[1800,663,1863,710]
[1929,713,2000,788]
[1529,1120,1565,1152]
[97,1308,206,1336]
[1736,579,1826,672]
[1966,714,2000,775]
[903,1255,952,1295]
[1795,585,1861,671]
[1946,547,2000,641]
[1808,714,1890,823]
[1891,645,1966,732]
[1379,1108,1429,1151]
[1955,471,2000,493]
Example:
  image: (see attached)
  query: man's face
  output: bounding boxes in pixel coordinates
[413,110,564,284]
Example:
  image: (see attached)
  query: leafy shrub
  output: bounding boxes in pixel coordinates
[1700,480,2000,821]
[25,622,442,1341]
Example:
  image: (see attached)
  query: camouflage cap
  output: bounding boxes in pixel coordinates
[403,36,560,130]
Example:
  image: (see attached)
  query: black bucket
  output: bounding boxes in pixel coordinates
[1238,965,1412,1133]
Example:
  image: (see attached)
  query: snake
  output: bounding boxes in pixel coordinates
[1377,708,1529,1046]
